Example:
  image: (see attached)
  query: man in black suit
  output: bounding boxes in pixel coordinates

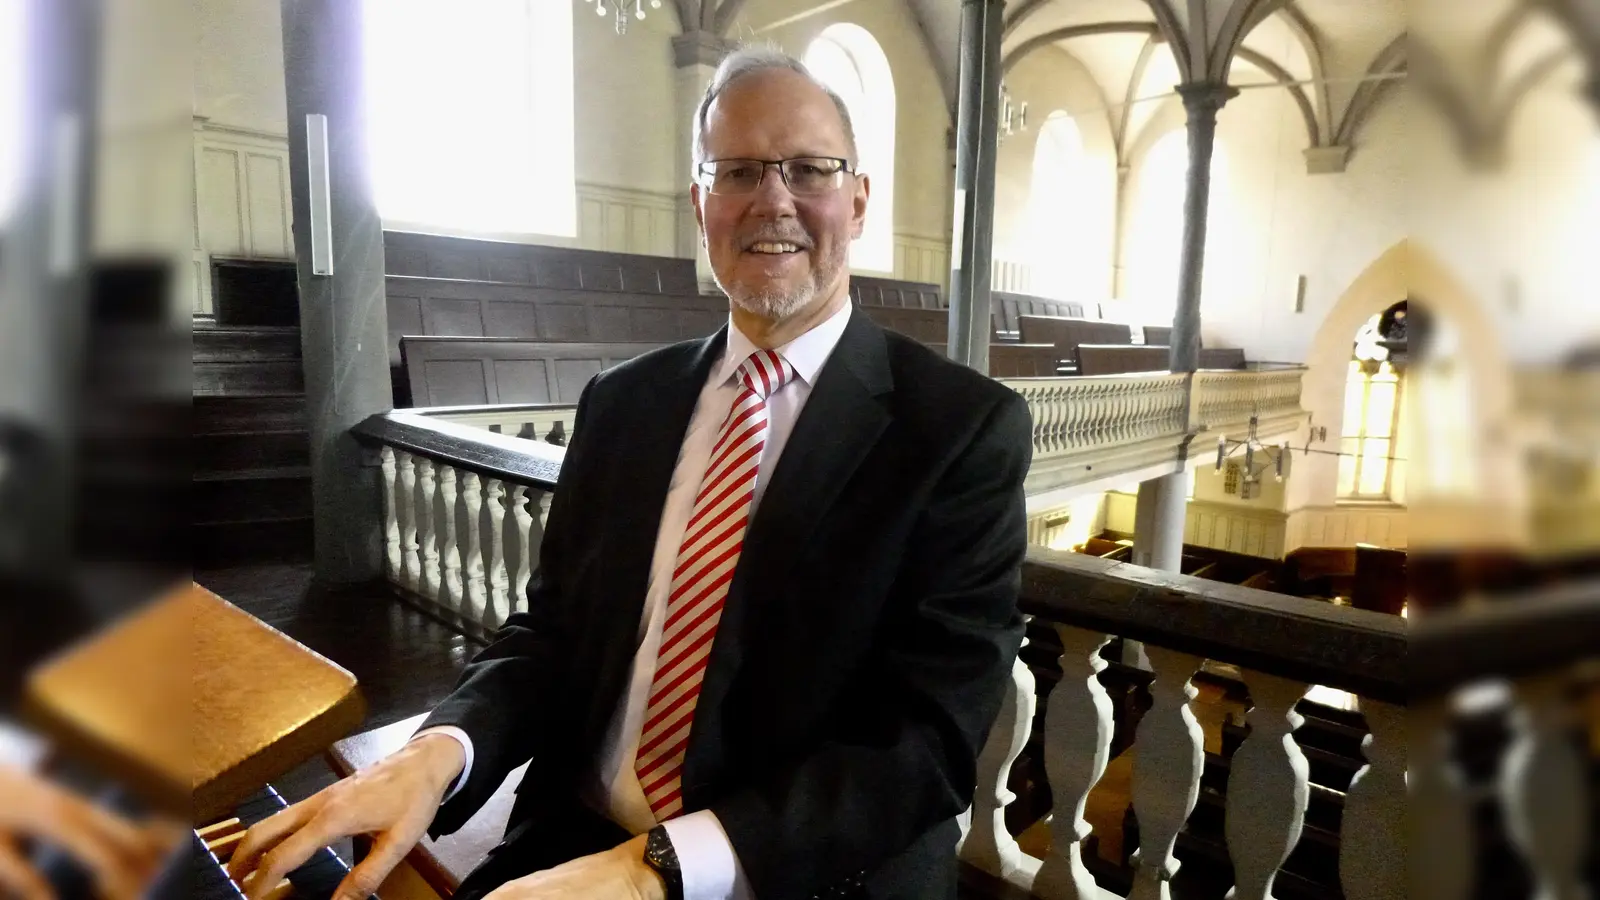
[230,47,1031,900]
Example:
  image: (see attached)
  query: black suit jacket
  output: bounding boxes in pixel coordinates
[421,310,1033,900]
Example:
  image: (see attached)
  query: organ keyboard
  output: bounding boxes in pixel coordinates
[195,785,370,900]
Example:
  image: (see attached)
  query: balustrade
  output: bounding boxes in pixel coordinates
[354,412,561,639]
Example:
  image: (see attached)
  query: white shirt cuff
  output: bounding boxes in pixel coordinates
[661,810,755,900]
[408,726,474,803]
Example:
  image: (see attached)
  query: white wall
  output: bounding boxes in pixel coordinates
[191,0,955,293]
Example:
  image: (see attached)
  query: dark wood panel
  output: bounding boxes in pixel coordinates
[1017,315,1133,370]
[991,291,1094,334]
[1077,344,1171,376]
[923,343,1061,378]
[384,275,725,363]
[1199,347,1247,369]
[383,231,700,295]
[400,337,665,407]
[1142,325,1173,346]
[849,275,943,310]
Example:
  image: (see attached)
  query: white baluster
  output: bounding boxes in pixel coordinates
[1412,700,1474,900]
[1224,669,1310,900]
[485,479,512,628]
[510,484,535,615]
[380,447,401,582]
[1500,673,1588,900]
[397,451,421,592]
[1341,698,1407,900]
[1127,646,1203,900]
[416,457,440,601]
[461,471,489,627]
[958,654,1037,882]
[1032,626,1113,900]
[438,465,464,615]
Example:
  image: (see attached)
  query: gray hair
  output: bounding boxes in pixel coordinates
[691,46,859,170]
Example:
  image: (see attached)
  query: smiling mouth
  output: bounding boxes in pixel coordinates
[745,241,805,255]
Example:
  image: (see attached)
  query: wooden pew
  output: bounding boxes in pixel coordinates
[1198,347,1247,369]
[923,343,1062,377]
[1016,315,1132,371]
[1076,344,1171,376]
[849,274,943,310]
[385,231,700,295]
[1142,325,1173,346]
[385,276,724,365]
[400,336,665,407]
[991,291,1097,336]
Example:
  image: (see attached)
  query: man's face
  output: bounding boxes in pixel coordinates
[692,69,870,322]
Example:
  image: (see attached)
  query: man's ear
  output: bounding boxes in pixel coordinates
[851,172,870,240]
[691,182,708,247]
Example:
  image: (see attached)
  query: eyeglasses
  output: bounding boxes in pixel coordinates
[695,157,855,196]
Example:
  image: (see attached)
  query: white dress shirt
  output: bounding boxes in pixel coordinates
[413,300,854,900]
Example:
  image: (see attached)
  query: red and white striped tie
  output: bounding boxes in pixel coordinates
[635,348,796,820]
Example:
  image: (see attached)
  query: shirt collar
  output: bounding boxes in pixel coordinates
[717,300,853,389]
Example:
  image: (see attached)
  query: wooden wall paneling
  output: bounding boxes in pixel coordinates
[400,338,667,409]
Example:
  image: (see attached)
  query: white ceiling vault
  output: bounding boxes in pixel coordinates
[669,0,1600,174]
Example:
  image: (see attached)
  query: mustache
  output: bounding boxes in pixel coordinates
[739,227,812,250]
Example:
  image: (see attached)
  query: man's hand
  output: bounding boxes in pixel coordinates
[481,834,665,900]
[227,733,465,900]
[0,764,172,900]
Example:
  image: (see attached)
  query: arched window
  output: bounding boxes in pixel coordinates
[1027,112,1095,300]
[0,0,24,229]
[1338,306,1406,500]
[1124,129,1228,324]
[361,0,575,238]
[803,24,894,273]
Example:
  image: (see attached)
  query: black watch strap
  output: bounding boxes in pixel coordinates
[643,825,684,900]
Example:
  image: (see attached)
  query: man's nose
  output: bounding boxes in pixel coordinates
[748,163,798,215]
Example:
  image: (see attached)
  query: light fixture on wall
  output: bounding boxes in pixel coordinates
[581,0,660,34]
[999,83,1029,143]
[1216,415,1290,500]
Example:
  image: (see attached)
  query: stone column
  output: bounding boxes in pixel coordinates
[1168,82,1237,374]
[673,31,734,289]
[281,0,393,584]
[948,0,1005,375]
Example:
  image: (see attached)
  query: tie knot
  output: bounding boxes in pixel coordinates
[736,349,795,400]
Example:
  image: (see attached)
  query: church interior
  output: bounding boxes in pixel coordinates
[1,0,1599,898]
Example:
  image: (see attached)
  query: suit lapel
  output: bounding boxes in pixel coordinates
[683,311,895,797]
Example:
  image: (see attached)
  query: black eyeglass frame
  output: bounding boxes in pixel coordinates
[693,157,859,195]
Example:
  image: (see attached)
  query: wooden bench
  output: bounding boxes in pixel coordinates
[400,337,665,407]
[991,291,1096,335]
[385,276,724,365]
[1076,344,1170,376]
[861,305,1002,346]
[923,343,1061,378]
[328,714,519,898]
[385,231,700,295]
[850,275,943,310]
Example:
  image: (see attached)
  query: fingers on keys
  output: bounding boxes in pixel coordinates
[0,837,52,900]
[226,799,320,894]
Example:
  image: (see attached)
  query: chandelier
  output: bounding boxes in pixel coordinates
[580,0,661,34]
[1215,416,1290,500]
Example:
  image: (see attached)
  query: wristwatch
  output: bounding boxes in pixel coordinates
[642,825,684,900]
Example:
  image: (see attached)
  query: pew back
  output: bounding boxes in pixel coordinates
[991,291,1097,334]
[401,336,664,407]
[385,231,699,294]
[849,275,943,310]
[385,276,724,365]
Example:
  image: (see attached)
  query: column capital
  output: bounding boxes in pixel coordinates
[1176,82,1240,117]
[672,30,737,69]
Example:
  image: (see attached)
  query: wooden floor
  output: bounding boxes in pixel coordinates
[194,562,472,810]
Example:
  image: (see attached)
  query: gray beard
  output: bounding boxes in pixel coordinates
[719,242,848,323]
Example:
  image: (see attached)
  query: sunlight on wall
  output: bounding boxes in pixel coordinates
[0,0,23,229]
[1125,129,1230,325]
[804,23,894,273]
[1027,112,1097,301]
[361,0,575,238]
